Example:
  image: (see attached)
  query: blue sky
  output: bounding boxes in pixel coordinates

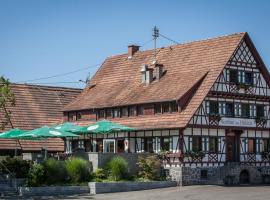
[0,0,269,88]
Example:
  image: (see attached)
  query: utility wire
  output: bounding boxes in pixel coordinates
[159,33,180,45]
[16,63,101,83]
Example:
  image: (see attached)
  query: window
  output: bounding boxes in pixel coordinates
[98,110,105,119]
[76,112,82,120]
[248,138,256,153]
[262,139,270,152]
[225,102,234,117]
[241,104,250,118]
[68,112,76,121]
[138,105,144,115]
[234,103,241,116]
[144,138,154,153]
[106,109,113,118]
[129,106,137,116]
[209,101,219,115]
[209,137,218,153]
[245,71,253,85]
[257,105,265,118]
[162,102,170,113]
[192,137,202,152]
[161,137,170,151]
[113,108,120,118]
[121,107,128,117]
[229,70,238,84]
[250,104,256,118]
[155,103,162,114]
[171,102,178,112]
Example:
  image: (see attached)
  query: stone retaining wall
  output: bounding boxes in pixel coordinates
[19,186,90,196]
[168,165,270,185]
[89,181,177,194]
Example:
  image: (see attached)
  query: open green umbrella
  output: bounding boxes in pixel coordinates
[0,128,27,139]
[16,126,79,139]
[52,122,85,133]
[81,120,135,134]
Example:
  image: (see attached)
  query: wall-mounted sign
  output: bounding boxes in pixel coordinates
[219,117,256,127]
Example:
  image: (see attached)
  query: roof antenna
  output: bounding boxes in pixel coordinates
[152,26,159,63]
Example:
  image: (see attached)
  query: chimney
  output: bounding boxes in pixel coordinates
[128,45,140,59]
[154,64,163,80]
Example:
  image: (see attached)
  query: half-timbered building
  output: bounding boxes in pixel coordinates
[63,32,270,185]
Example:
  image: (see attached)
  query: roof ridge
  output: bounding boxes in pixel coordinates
[107,32,247,58]
[11,83,83,91]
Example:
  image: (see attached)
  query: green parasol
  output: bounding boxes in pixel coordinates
[0,128,27,139]
[81,120,135,134]
[16,126,79,139]
[52,122,85,133]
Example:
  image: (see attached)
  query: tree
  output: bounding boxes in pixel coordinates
[0,76,15,130]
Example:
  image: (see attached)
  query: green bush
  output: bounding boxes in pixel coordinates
[93,168,107,181]
[0,157,32,178]
[26,164,45,187]
[42,159,67,185]
[137,155,161,181]
[65,158,91,183]
[107,156,128,181]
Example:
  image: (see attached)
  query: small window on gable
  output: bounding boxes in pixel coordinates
[245,71,253,85]
[229,69,238,84]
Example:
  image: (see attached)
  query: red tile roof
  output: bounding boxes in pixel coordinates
[64,33,247,129]
[0,84,82,151]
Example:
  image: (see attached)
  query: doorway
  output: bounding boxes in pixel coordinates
[117,139,125,153]
[239,170,250,184]
[103,139,115,153]
[226,130,241,162]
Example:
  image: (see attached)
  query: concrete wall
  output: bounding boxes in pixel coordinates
[89,181,177,194]
[19,186,89,196]
[84,152,154,174]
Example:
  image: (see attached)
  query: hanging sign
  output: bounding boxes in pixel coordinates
[219,117,256,127]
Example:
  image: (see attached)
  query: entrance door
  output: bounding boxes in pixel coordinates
[117,139,125,153]
[226,131,240,162]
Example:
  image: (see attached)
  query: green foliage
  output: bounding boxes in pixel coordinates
[26,164,45,187]
[137,155,161,181]
[107,156,128,181]
[65,157,91,183]
[42,159,67,185]
[0,157,32,178]
[93,168,107,180]
[0,76,15,130]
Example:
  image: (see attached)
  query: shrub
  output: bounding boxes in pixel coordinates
[42,159,66,185]
[137,155,161,181]
[0,157,32,178]
[107,156,128,181]
[65,157,91,183]
[94,168,107,180]
[26,164,45,187]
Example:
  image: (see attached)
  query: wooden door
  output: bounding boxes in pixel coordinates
[226,132,240,162]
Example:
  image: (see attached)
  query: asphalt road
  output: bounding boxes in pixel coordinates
[3,185,270,200]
